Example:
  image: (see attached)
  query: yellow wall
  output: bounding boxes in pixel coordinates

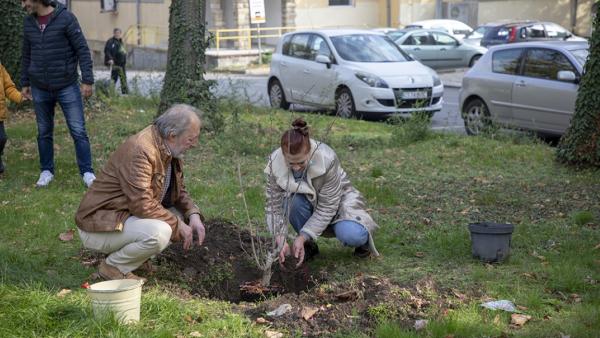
[295,0,381,28]
[70,0,170,43]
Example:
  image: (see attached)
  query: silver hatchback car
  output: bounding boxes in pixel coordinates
[459,41,589,136]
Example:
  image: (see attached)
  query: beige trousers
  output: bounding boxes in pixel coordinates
[78,215,173,274]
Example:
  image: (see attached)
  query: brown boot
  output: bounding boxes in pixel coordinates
[98,260,147,283]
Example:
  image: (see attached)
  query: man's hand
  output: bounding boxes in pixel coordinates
[81,83,93,98]
[293,235,306,268]
[178,218,193,251]
[189,214,206,247]
[21,87,32,100]
[108,60,114,66]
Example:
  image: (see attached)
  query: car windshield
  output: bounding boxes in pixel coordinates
[570,48,589,66]
[468,26,488,39]
[331,34,409,62]
[387,31,407,42]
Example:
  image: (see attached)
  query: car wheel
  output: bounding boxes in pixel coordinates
[335,88,357,119]
[469,54,482,68]
[463,98,491,136]
[269,79,290,110]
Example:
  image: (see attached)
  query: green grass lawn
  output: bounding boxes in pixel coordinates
[0,95,599,337]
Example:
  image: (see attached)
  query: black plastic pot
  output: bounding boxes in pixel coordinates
[468,222,514,263]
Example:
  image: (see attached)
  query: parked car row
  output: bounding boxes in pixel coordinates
[266,18,589,132]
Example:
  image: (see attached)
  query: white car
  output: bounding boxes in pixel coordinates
[406,19,473,40]
[268,29,444,119]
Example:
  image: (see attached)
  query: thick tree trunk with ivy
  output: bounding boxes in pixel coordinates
[0,0,25,82]
[556,9,600,166]
[159,0,222,131]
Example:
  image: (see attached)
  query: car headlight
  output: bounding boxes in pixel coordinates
[355,73,389,88]
[432,74,442,87]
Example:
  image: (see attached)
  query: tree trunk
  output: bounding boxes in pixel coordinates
[556,10,600,166]
[159,0,222,131]
[0,0,25,82]
[260,265,273,287]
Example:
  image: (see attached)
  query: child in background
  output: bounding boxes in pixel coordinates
[0,62,26,174]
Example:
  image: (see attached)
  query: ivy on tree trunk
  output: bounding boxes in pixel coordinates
[557,6,600,166]
[159,0,222,131]
[0,0,25,83]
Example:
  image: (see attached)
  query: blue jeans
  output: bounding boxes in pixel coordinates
[286,193,369,247]
[32,83,93,175]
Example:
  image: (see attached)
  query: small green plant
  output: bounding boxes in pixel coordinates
[367,303,399,322]
[371,167,384,178]
[572,210,595,226]
[389,113,431,146]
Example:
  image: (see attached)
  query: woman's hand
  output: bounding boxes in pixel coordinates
[292,235,306,268]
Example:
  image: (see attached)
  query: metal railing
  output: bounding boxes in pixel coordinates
[122,24,374,50]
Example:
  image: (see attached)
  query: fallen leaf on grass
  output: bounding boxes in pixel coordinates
[57,289,71,298]
[189,332,202,337]
[59,229,75,242]
[300,306,319,321]
[493,314,501,325]
[594,243,600,250]
[516,305,528,311]
[451,289,466,300]
[531,251,546,261]
[264,330,283,338]
[415,252,425,258]
[543,315,552,320]
[335,290,358,302]
[255,317,270,325]
[510,313,532,327]
[521,272,537,280]
[183,315,194,323]
[569,294,582,303]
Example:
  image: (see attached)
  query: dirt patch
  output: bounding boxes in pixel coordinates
[246,275,469,337]
[155,220,319,303]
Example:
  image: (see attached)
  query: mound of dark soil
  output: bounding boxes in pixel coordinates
[246,275,469,337]
[155,220,319,302]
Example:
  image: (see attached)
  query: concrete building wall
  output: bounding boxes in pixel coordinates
[294,0,381,29]
[71,0,170,44]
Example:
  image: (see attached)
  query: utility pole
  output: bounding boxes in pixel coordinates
[386,0,391,27]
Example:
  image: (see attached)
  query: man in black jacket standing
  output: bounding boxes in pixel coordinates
[104,28,129,95]
[21,0,96,188]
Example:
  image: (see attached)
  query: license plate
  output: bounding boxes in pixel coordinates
[402,91,428,100]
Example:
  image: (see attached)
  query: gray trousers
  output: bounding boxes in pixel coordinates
[78,214,175,274]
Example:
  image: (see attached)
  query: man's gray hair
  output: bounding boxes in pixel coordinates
[154,104,202,138]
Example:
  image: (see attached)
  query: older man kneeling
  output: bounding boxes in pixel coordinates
[75,104,205,282]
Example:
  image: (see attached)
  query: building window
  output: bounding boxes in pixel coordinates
[329,0,352,6]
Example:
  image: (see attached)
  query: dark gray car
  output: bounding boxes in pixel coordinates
[459,41,589,136]
[480,21,585,48]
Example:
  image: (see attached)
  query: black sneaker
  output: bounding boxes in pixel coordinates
[353,244,371,258]
[304,240,320,261]
[0,157,4,174]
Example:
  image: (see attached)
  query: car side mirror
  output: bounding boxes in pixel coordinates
[315,55,332,68]
[557,70,578,83]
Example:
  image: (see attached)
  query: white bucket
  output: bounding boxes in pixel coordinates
[87,279,143,323]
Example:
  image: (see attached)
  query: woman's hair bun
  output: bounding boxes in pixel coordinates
[291,118,309,136]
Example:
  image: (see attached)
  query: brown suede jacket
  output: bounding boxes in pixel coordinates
[75,125,201,241]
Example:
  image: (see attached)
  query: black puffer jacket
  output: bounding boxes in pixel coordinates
[21,3,94,91]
